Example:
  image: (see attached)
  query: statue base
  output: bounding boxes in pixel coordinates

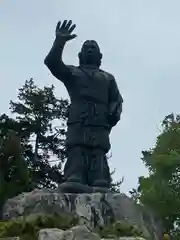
[58,182,93,193]
[58,182,111,193]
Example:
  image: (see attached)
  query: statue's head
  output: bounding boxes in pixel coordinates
[78,40,102,68]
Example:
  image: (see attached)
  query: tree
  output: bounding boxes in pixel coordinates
[110,179,123,193]
[10,78,69,188]
[131,114,180,235]
[109,167,124,193]
[0,129,29,219]
[129,188,140,203]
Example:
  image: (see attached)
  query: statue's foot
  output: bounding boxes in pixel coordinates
[58,181,93,194]
[91,179,111,193]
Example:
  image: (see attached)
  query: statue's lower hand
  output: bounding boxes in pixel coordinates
[55,20,77,42]
[108,103,122,127]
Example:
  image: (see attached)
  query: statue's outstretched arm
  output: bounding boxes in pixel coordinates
[44,39,71,81]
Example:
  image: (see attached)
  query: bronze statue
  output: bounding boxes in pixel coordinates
[44,20,123,193]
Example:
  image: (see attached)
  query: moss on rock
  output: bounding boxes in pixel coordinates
[96,221,144,238]
[0,214,144,239]
[0,214,79,239]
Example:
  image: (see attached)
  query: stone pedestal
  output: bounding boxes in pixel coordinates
[2,189,162,239]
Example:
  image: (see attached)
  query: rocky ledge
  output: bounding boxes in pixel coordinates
[1,189,163,239]
[0,226,147,240]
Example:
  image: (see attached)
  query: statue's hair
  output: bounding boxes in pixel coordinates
[82,40,100,51]
[78,40,102,67]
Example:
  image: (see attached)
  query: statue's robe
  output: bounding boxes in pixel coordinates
[45,56,123,186]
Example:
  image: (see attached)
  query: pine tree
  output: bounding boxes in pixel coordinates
[0,129,29,219]
[10,78,69,188]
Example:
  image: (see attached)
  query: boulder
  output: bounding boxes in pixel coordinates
[2,188,162,239]
[38,226,146,240]
[0,238,20,240]
[39,226,100,240]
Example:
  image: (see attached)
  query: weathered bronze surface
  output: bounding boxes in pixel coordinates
[44,20,123,192]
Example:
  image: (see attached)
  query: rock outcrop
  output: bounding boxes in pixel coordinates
[2,188,163,239]
[38,226,146,240]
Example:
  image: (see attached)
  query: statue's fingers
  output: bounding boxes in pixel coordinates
[70,34,77,39]
[61,20,67,29]
[65,20,72,30]
[68,24,76,33]
[56,21,61,31]
[67,34,77,41]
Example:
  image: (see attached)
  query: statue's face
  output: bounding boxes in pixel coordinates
[80,40,102,66]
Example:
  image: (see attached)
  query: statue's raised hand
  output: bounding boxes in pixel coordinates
[55,20,77,42]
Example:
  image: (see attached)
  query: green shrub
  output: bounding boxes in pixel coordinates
[96,220,144,238]
[0,213,79,240]
[0,214,145,239]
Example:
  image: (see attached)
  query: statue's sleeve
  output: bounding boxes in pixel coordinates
[44,40,74,83]
[108,75,123,127]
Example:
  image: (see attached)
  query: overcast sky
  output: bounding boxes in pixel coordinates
[1,0,180,193]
